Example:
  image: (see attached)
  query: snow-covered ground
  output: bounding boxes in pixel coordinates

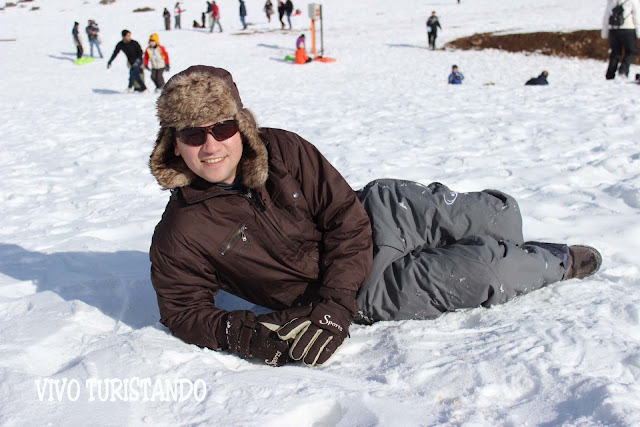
[1,0,639,425]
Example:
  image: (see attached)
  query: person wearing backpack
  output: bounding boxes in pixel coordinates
[602,0,640,79]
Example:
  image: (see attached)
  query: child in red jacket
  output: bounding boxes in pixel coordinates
[144,33,170,91]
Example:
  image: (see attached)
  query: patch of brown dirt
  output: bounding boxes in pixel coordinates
[445,29,640,64]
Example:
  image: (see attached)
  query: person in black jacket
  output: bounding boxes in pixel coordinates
[426,11,442,50]
[277,1,286,29]
[285,0,293,29]
[72,22,83,60]
[107,30,148,93]
[525,70,549,86]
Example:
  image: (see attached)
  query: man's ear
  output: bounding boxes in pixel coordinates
[174,141,181,157]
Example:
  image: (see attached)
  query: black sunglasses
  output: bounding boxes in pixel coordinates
[175,119,239,146]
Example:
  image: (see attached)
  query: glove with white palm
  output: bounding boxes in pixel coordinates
[276,298,353,367]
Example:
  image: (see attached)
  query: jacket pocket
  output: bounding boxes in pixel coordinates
[220,224,248,256]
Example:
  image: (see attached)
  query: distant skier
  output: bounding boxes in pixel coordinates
[72,22,83,60]
[525,70,549,85]
[448,64,464,84]
[239,0,247,30]
[107,30,148,93]
[426,11,442,50]
[144,33,170,92]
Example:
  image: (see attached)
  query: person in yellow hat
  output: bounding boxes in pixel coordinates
[143,33,171,91]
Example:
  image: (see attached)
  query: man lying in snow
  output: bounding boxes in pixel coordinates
[148,65,602,367]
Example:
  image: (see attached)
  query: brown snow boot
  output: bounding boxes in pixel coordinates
[563,245,602,280]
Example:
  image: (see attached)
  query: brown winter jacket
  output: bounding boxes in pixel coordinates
[149,127,373,350]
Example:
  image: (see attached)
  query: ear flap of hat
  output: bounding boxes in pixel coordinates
[236,109,268,189]
[149,127,197,190]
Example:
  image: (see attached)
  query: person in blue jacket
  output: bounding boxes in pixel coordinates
[448,64,464,84]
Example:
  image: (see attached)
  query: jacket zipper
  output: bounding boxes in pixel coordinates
[244,190,301,255]
[220,225,248,256]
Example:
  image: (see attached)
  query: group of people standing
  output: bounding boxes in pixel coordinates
[263,0,296,30]
[276,0,295,30]
[164,1,295,33]
[71,19,103,60]
[161,3,186,30]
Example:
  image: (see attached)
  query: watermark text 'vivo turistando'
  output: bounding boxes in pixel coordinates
[35,377,207,402]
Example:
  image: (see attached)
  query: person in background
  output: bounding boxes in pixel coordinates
[239,0,248,30]
[203,1,211,28]
[174,2,184,29]
[210,1,223,32]
[426,11,442,50]
[144,33,170,92]
[72,22,83,60]
[107,30,147,93]
[525,70,549,85]
[85,20,103,58]
[602,0,640,79]
[264,0,274,23]
[163,8,171,31]
[295,34,311,64]
[277,1,286,29]
[284,0,293,29]
[448,64,464,84]
[148,65,601,368]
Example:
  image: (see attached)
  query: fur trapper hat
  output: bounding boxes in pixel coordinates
[149,65,268,190]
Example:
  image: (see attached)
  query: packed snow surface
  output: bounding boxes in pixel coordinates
[1,0,639,425]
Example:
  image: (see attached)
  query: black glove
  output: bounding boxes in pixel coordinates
[277,299,352,366]
[107,62,111,69]
[164,65,170,72]
[217,310,289,366]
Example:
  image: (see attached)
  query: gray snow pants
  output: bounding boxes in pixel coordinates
[355,179,568,323]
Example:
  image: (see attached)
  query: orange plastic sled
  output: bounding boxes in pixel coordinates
[314,56,336,63]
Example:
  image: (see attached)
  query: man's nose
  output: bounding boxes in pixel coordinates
[201,131,222,150]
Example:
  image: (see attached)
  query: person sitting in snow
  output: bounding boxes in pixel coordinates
[148,65,602,368]
[295,34,311,64]
[448,64,464,84]
[525,70,549,86]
